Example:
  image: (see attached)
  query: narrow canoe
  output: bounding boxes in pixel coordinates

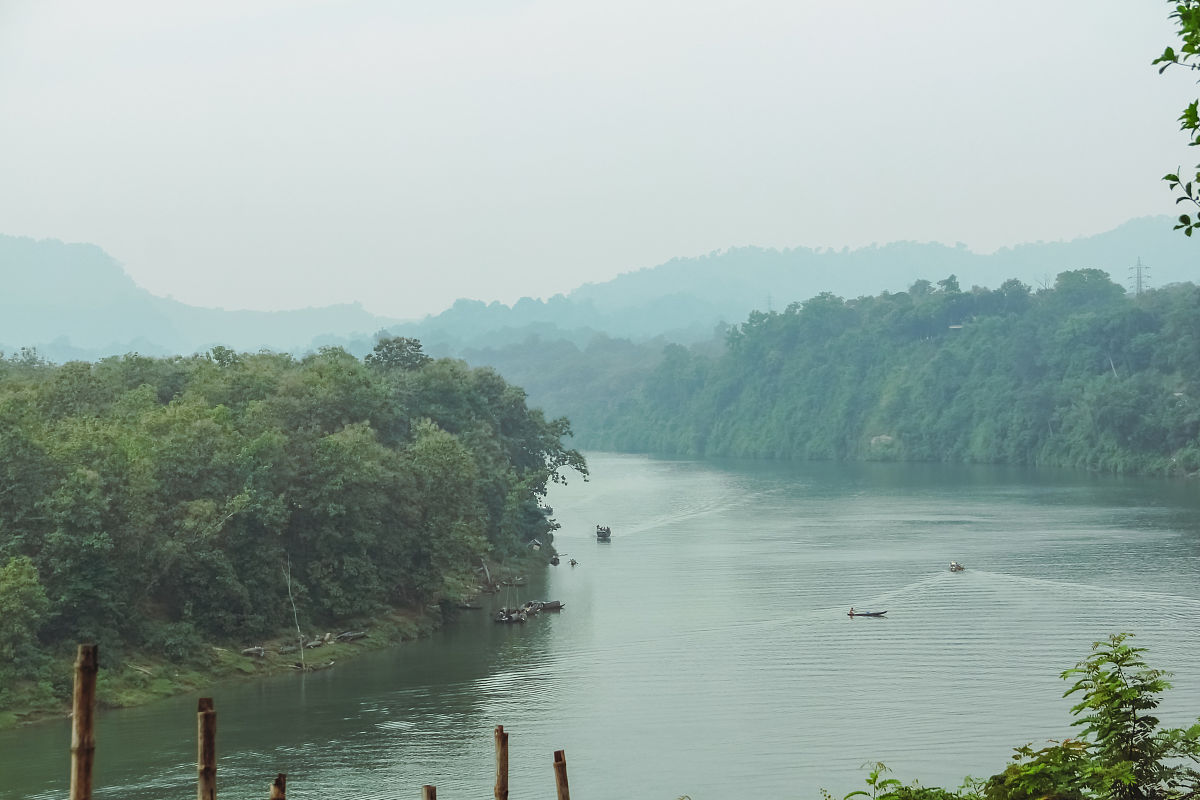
[848,610,887,617]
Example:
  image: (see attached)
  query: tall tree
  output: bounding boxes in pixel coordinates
[366,336,433,371]
[0,555,50,704]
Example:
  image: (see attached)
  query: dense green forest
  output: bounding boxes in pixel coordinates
[470,270,1200,476]
[0,339,585,714]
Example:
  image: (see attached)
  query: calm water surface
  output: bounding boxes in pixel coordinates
[4,454,1200,799]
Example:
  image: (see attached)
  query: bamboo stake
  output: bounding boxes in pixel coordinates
[197,698,216,800]
[284,555,305,669]
[422,786,437,800]
[269,774,286,799]
[553,749,570,800]
[494,725,509,800]
[69,644,99,800]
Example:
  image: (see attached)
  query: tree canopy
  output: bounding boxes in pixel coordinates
[0,338,585,711]
[478,271,1200,478]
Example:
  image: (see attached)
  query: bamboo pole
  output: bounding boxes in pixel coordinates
[69,644,99,800]
[553,749,570,800]
[197,698,216,800]
[422,786,437,800]
[269,774,286,799]
[494,725,509,800]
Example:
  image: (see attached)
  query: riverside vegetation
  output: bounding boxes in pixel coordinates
[666,636,1200,800]
[818,634,1200,800]
[0,338,585,725]
[475,270,1200,476]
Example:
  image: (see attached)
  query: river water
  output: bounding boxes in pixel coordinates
[4,453,1200,799]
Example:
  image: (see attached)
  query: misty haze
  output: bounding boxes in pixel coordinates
[2,2,1200,799]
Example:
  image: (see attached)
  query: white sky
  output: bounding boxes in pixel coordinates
[1,0,1195,319]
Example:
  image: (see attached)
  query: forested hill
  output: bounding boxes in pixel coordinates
[391,215,1196,352]
[467,271,1200,477]
[0,340,584,714]
[4,217,1193,362]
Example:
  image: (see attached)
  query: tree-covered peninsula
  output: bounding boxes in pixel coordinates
[0,339,585,721]
[486,270,1200,477]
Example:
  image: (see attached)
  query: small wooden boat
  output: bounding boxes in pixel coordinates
[538,600,564,611]
[848,610,887,617]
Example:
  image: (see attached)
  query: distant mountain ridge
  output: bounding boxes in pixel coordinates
[0,235,401,361]
[388,215,1196,353]
[1,217,1194,362]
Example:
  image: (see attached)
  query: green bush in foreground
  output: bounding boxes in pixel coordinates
[829,634,1200,800]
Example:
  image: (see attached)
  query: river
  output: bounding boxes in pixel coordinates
[4,453,1200,799]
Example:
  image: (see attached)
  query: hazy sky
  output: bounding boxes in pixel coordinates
[1,1,1195,319]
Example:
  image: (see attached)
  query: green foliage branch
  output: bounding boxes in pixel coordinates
[1061,634,1200,800]
[828,634,1200,800]
[1155,1,1200,236]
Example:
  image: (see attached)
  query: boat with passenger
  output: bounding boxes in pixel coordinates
[596,524,612,541]
[949,561,965,572]
[847,608,887,617]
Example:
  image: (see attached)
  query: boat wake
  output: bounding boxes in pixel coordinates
[967,570,1200,609]
[590,490,770,539]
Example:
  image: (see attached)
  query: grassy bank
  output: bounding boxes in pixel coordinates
[0,556,541,731]
[0,607,438,731]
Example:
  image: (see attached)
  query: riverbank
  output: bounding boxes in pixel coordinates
[0,608,438,732]
[0,556,542,731]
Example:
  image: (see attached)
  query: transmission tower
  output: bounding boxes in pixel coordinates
[1129,257,1150,296]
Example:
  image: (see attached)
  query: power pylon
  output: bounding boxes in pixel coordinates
[1129,257,1150,296]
